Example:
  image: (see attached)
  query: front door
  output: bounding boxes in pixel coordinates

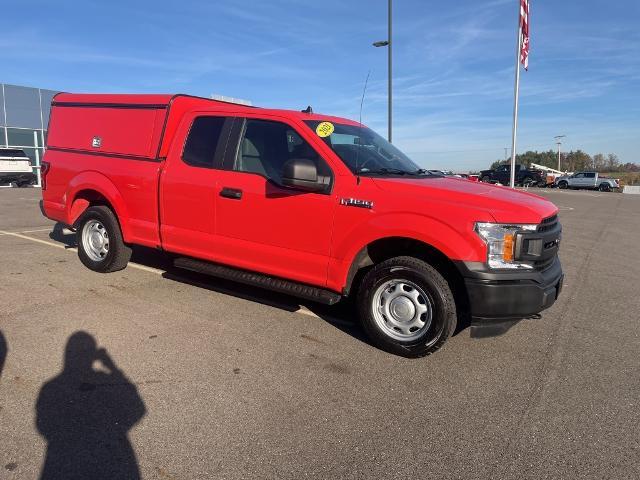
[214,117,336,287]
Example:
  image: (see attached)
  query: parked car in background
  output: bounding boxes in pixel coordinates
[456,174,480,182]
[555,172,619,192]
[479,164,545,187]
[0,149,36,187]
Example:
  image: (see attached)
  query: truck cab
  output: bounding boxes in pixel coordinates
[41,94,564,357]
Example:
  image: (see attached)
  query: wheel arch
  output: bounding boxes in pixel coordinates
[341,237,470,317]
[66,172,131,241]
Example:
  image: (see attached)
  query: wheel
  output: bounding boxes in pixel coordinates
[558,181,568,189]
[521,176,535,187]
[598,183,611,192]
[76,206,131,273]
[480,175,491,183]
[356,256,457,357]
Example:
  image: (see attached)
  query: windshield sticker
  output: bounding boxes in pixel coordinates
[316,122,335,138]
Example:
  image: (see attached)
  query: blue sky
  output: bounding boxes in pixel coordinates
[3,0,639,170]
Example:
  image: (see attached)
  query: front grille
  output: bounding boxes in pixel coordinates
[537,214,558,233]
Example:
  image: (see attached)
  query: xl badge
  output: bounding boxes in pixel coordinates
[91,136,102,148]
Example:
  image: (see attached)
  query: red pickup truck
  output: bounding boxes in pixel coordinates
[41,93,563,357]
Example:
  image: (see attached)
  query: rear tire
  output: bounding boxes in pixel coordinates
[598,183,611,192]
[76,206,131,273]
[480,175,491,183]
[558,181,568,189]
[356,256,457,358]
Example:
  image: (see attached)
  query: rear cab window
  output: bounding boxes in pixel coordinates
[182,116,230,168]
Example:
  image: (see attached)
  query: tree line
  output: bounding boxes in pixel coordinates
[490,150,640,173]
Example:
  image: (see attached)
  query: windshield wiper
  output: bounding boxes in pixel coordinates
[413,169,436,176]
[357,167,414,176]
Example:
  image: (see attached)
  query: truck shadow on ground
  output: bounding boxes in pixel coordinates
[49,223,471,348]
[36,331,145,480]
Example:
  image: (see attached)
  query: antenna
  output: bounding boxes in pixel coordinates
[355,70,371,181]
[359,70,371,126]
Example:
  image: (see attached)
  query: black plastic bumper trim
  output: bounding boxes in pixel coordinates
[455,257,563,321]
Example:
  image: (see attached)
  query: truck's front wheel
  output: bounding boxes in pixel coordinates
[357,256,457,357]
[76,206,131,273]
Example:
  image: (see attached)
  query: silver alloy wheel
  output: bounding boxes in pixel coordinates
[81,219,109,262]
[371,279,433,341]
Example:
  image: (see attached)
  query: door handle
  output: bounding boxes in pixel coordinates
[220,187,243,200]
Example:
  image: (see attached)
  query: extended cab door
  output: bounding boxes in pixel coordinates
[213,116,336,287]
[159,113,233,259]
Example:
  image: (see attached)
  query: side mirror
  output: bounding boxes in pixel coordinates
[281,158,326,192]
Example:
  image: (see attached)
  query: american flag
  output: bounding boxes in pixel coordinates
[520,0,530,70]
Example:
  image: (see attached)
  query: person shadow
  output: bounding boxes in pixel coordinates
[36,331,146,480]
[0,330,7,379]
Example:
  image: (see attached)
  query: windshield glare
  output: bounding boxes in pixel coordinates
[304,121,426,175]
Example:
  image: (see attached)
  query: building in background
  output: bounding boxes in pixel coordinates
[1,83,59,186]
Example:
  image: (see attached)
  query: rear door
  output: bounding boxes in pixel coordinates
[159,113,233,259]
[213,116,336,287]
[585,172,597,188]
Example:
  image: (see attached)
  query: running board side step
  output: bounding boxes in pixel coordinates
[173,257,343,306]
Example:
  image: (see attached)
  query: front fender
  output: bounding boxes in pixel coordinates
[66,171,132,241]
[327,212,487,292]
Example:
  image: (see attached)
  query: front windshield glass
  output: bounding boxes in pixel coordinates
[304,120,434,176]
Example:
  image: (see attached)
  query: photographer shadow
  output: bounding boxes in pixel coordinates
[36,331,146,480]
[0,330,6,379]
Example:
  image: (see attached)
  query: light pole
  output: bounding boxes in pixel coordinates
[554,135,566,171]
[373,0,392,143]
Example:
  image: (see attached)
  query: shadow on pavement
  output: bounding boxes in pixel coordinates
[0,330,7,379]
[36,331,146,480]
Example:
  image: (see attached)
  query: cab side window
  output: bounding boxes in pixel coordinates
[233,119,331,185]
[182,116,228,168]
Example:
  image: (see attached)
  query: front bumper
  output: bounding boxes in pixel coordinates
[455,257,564,336]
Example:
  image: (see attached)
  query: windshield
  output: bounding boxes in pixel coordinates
[304,120,434,176]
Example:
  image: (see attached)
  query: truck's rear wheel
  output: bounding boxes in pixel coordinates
[76,206,131,273]
[357,256,457,357]
[598,183,611,192]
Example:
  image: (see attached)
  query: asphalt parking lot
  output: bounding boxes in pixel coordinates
[1,187,639,479]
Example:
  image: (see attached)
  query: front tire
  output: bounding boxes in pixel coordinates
[558,181,568,189]
[76,206,131,273]
[357,256,457,357]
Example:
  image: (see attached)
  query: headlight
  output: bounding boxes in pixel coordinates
[475,223,537,269]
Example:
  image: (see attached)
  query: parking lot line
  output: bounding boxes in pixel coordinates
[0,229,165,275]
[0,228,328,320]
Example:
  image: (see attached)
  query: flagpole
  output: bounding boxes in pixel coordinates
[509,0,523,189]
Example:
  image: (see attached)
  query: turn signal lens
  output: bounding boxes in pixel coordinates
[503,234,515,261]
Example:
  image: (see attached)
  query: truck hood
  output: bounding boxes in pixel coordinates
[372,177,558,223]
